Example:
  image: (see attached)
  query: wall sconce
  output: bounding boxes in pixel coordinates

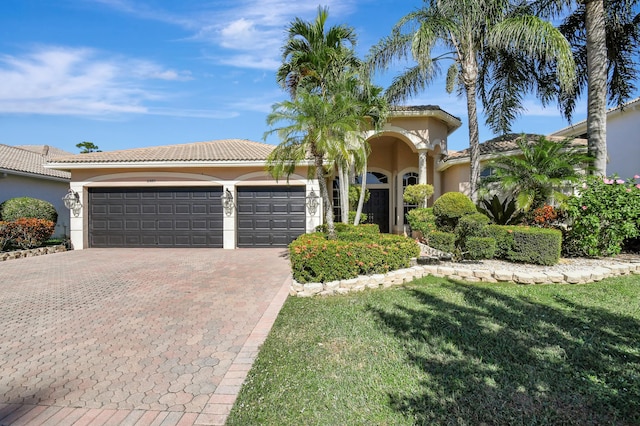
[221,188,235,216]
[63,189,82,217]
[306,189,319,216]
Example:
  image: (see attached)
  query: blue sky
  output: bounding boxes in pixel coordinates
[0,0,634,154]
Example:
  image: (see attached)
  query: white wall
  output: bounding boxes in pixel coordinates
[0,174,70,238]
[607,108,640,179]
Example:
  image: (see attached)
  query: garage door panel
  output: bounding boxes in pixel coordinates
[237,186,305,248]
[89,187,223,248]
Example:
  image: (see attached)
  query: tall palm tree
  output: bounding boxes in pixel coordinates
[265,89,371,238]
[481,135,594,211]
[535,0,639,175]
[367,0,576,203]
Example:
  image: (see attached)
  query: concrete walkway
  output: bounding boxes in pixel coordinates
[0,248,292,425]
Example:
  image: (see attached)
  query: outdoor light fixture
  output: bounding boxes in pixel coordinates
[221,188,235,216]
[63,189,82,217]
[306,189,319,216]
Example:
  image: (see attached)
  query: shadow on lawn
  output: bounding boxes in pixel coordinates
[368,280,640,425]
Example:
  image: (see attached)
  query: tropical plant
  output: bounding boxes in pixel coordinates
[534,0,640,175]
[403,184,434,208]
[270,7,387,233]
[477,195,525,225]
[367,0,576,203]
[481,135,593,211]
[564,174,640,256]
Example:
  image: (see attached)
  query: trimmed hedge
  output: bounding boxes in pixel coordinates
[465,237,496,260]
[484,225,561,265]
[290,232,419,283]
[0,218,56,250]
[428,231,456,253]
[0,197,58,224]
[433,192,477,231]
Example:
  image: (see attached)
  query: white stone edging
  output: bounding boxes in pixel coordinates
[290,261,640,297]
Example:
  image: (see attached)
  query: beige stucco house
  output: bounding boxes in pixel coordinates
[46,105,462,249]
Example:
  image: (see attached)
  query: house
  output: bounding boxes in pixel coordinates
[0,144,72,237]
[46,105,462,250]
[550,96,640,179]
[436,133,588,196]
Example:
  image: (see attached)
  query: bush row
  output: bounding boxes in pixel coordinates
[0,218,56,251]
[290,229,419,283]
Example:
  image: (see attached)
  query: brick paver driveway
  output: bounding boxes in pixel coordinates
[0,248,292,425]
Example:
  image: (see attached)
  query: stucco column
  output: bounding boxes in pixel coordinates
[67,183,85,250]
[418,150,428,184]
[222,184,236,249]
[306,181,321,233]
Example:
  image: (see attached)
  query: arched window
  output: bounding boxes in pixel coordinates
[355,171,388,184]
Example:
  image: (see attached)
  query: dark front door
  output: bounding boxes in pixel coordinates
[363,189,389,233]
[88,187,223,248]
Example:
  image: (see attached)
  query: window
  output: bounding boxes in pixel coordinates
[403,172,419,221]
[355,172,388,184]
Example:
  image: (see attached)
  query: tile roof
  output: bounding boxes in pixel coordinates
[0,144,71,179]
[15,145,74,158]
[48,139,277,164]
[444,133,587,161]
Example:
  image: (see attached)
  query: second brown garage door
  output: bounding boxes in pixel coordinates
[236,186,305,247]
[88,187,223,248]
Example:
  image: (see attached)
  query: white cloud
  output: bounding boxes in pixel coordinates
[89,0,360,71]
[0,46,202,117]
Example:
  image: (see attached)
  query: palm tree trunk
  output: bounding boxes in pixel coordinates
[314,153,335,239]
[338,163,349,223]
[464,77,480,204]
[353,156,367,225]
[585,0,608,175]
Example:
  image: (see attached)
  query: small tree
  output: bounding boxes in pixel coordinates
[403,184,434,208]
[76,141,101,153]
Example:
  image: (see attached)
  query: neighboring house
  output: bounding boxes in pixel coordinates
[550,96,640,179]
[436,133,588,196]
[0,144,72,237]
[47,106,462,249]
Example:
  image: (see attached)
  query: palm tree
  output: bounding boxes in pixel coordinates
[276,6,358,98]
[481,135,593,211]
[367,0,576,203]
[265,89,371,238]
[535,0,639,175]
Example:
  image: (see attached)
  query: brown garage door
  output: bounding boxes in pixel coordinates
[88,187,223,248]
[236,186,305,247]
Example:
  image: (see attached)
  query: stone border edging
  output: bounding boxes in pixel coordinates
[0,244,67,262]
[290,261,640,297]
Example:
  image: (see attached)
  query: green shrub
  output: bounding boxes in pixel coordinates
[482,225,561,265]
[564,175,640,257]
[403,184,434,207]
[348,211,368,224]
[432,192,477,231]
[428,231,456,253]
[465,237,496,260]
[406,208,437,237]
[315,222,380,235]
[484,225,514,259]
[456,213,490,240]
[0,197,58,224]
[3,218,56,249]
[508,227,562,265]
[289,232,419,283]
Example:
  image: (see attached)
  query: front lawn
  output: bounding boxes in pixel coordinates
[227,275,640,425]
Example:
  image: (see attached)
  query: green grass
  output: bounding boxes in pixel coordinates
[227,275,640,425]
